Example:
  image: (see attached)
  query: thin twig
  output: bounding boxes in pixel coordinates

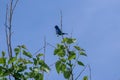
[60,10,62,31]
[43,36,46,62]
[75,65,88,80]
[5,5,10,57]
[47,42,56,48]
[33,47,44,56]
[12,0,19,14]
[88,64,92,80]
[49,62,56,67]
[42,36,46,76]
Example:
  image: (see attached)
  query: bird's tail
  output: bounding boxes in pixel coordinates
[62,33,68,35]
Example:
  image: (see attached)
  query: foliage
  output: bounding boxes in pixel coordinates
[0,45,50,80]
[0,37,89,80]
[54,37,87,80]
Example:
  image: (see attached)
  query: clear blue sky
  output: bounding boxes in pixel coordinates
[0,0,120,80]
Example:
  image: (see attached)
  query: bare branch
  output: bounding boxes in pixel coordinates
[43,36,46,61]
[47,42,56,48]
[60,10,63,31]
[12,0,19,13]
[5,4,10,57]
[33,47,44,56]
[4,0,19,58]
[88,64,92,80]
[75,65,88,80]
[75,64,91,80]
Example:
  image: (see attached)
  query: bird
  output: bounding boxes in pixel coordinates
[55,25,67,36]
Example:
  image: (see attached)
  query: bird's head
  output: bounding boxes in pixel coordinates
[55,25,59,29]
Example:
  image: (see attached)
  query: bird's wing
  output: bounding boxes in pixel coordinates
[55,26,62,34]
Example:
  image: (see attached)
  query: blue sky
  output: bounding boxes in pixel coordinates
[0,0,120,80]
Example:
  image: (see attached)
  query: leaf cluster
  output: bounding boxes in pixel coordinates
[0,45,50,80]
[54,37,87,80]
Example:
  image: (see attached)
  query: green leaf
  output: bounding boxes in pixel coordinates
[17,63,27,72]
[62,38,68,43]
[36,53,44,58]
[0,58,6,64]
[0,78,7,80]
[54,48,65,57]
[2,51,5,57]
[40,65,50,73]
[55,61,61,73]
[74,46,81,51]
[13,72,22,79]
[77,61,84,66]
[8,57,16,64]
[68,51,76,60]
[3,70,11,77]
[23,50,32,58]
[25,60,33,64]
[40,60,50,72]
[61,63,66,72]
[80,52,87,56]
[35,73,43,80]
[18,58,32,64]
[0,66,6,74]
[33,58,38,65]
[83,76,88,80]
[21,45,27,49]
[38,60,44,65]
[60,58,66,62]
[54,44,66,57]
[63,70,71,79]
[33,67,39,72]
[62,37,76,44]
[67,62,73,67]
[14,48,20,56]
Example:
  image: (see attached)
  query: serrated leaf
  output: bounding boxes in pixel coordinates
[77,61,84,66]
[23,50,32,58]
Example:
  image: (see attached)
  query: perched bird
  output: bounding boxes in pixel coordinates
[55,25,67,36]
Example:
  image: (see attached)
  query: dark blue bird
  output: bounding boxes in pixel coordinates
[55,25,67,36]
